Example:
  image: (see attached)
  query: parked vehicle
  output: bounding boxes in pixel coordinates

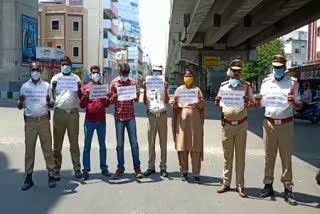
[294,101,320,124]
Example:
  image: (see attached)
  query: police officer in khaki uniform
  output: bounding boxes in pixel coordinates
[215,59,255,198]
[256,55,303,206]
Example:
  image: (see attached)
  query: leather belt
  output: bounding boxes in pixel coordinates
[148,111,166,118]
[225,117,247,126]
[265,117,293,125]
[25,114,49,122]
[55,108,78,114]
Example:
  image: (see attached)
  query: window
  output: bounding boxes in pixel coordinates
[294,48,300,54]
[51,20,60,31]
[103,48,108,58]
[47,42,52,47]
[104,30,108,39]
[318,27,320,37]
[73,21,79,32]
[73,47,79,57]
[57,45,61,49]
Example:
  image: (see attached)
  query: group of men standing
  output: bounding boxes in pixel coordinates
[18,54,314,206]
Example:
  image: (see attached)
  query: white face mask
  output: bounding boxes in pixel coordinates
[121,76,129,82]
[31,71,40,80]
[91,73,101,82]
[153,71,161,76]
[61,65,71,74]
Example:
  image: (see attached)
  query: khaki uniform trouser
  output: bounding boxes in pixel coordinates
[53,108,81,172]
[263,119,293,191]
[178,151,201,176]
[222,121,247,188]
[24,116,55,177]
[147,112,167,170]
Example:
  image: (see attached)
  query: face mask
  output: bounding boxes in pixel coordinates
[61,65,71,74]
[230,78,240,88]
[184,77,193,87]
[31,71,40,80]
[273,68,285,78]
[153,72,161,76]
[91,73,101,82]
[121,76,129,82]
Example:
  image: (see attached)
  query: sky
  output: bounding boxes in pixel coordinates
[139,0,171,67]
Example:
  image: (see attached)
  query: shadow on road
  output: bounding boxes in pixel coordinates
[0,151,80,214]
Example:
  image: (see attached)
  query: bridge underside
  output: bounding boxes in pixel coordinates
[166,0,320,90]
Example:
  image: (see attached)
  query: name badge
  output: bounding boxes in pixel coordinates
[274,120,282,125]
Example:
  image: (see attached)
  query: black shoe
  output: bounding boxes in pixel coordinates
[21,174,34,191]
[144,169,155,177]
[81,172,89,181]
[193,176,200,183]
[316,169,320,185]
[113,169,124,179]
[160,170,168,177]
[101,169,111,177]
[258,183,274,198]
[284,188,297,206]
[181,173,188,181]
[48,176,56,188]
[54,171,61,181]
[74,170,82,179]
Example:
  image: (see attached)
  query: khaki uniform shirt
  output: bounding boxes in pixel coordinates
[218,80,254,121]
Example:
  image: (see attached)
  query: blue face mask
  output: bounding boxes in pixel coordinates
[273,68,285,78]
[230,78,240,88]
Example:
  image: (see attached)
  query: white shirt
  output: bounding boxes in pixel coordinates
[147,88,167,113]
[20,79,51,117]
[260,74,301,119]
[51,73,80,110]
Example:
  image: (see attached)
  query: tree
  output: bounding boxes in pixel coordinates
[242,39,285,81]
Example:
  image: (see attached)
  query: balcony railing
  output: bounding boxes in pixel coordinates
[103,0,118,19]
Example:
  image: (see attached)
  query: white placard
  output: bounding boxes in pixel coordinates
[56,76,78,91]
[89,85,109,100]
[146,76,165,91]
[24,89,47,105]
[178,89,198,105]
[262,89,289,108]
[220,90,245,108]
[117,85,137,101]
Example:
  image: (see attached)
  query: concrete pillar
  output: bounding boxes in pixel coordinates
[0,0,38,99]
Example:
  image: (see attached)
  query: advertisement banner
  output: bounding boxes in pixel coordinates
[22,15,38,66]
[116,0,139,26]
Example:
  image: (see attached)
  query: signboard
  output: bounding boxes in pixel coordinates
[89,85,109,100]
[72,64,84,80]
[178,89,198,105]
[57,76,78,91]
[36,47,65,61]
[116,0,139,26]
[220,90,245,108]
[117,85,137,101]
[22,15,38,65]
[300,70,320,80]
[262,89,289,108]
[204,56,221,66]
[146,76,164,91]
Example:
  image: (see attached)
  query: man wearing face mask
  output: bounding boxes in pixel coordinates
[79,66,111,180]
[255,55,303,206]
[18,61,56,191]
[215,59,255,198]
[109,63,143,179]
[51,56,82,180]
[142,66,170,177]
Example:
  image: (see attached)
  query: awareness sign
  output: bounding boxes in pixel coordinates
[56,76,78,91]
[89,85,109,100]
[178,89,198,105]
[220,90,245,108]
[23,89,47,105]
[262,89,289,108]
[146,76,165,91]
[117,85,137,101]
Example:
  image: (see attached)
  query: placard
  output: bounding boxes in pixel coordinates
[262,90,289,108]
[56,76,78,91]
[117,85,137,101]
[146,75,165,91]
[89,85,109,100]
[178,89,198,105]
[23,89,47,105]
[220,90,245,108]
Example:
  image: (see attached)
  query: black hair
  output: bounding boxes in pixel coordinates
[90,65,100,73]
[119,63,130,73]
[60,56,72,65]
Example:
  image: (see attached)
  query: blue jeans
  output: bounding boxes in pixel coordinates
[83,121,108,172]
[115,118,141,171]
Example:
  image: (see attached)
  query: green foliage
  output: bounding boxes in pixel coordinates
[242,40,285,81]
